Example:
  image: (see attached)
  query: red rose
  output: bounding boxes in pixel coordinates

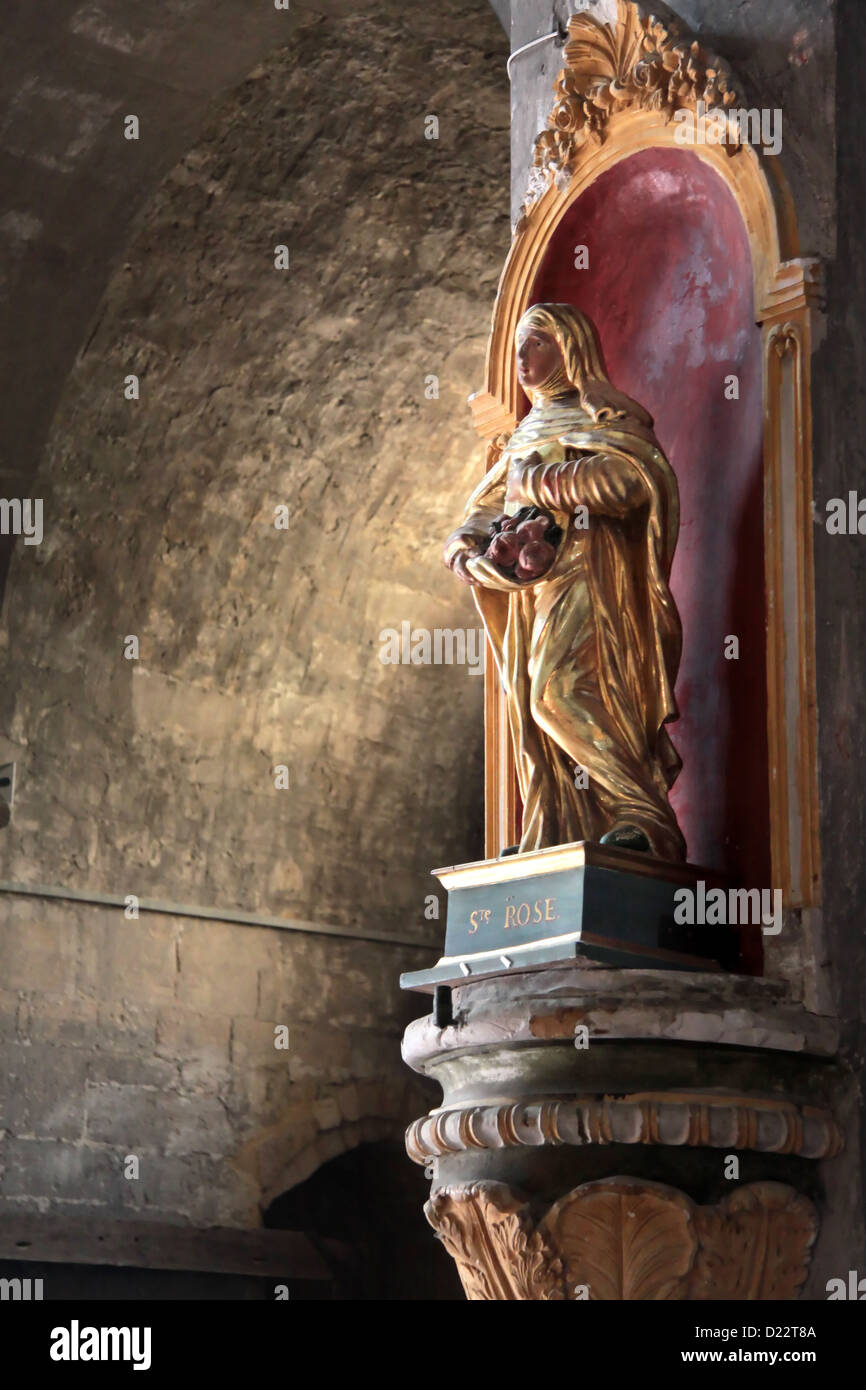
[515,538,556,579]
[516,517,549,543]
[487,531,522,567]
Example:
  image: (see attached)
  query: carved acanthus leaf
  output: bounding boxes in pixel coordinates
[425,1182,564,1301]
[542,1178,696,1300]
[689,1181,818,1300]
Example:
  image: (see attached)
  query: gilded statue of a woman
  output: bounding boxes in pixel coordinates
[443,302,686,861]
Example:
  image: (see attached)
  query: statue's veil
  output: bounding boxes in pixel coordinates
[518,303,653,429]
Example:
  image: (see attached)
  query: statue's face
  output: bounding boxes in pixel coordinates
[516,326,563,389]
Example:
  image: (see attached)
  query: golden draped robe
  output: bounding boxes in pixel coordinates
[451,394,686,860]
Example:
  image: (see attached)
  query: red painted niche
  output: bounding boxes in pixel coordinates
[528,147,769,968]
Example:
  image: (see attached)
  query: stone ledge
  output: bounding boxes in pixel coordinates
[403,968,839,1073]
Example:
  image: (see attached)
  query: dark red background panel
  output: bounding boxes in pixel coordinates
[530,147,769,898]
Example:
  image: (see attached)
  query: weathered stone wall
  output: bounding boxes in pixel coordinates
[0,2,510,1233]
[0,896,432,1228]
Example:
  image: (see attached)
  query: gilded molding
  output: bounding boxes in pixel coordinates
[426,1178,818,1301]
[762,309,821,910]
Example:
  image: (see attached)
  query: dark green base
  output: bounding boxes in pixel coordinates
[400,840,741,994]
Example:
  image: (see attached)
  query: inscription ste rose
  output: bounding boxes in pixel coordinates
[468,896,560,935]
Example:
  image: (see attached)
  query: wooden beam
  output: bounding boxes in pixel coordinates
[0,1213,335,1281]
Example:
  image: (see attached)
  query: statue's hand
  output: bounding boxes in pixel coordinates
[505,451,541,506]
[443,529,484,586]
[451,550,478,586]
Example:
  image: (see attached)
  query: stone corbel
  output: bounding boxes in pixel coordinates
[403,969,843,1301]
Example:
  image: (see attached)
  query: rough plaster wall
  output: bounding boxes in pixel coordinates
[0,0,344,596]
[0,8,510,925]
[0,5,510,1226]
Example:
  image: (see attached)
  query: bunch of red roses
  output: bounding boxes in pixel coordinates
[483,506,562,581]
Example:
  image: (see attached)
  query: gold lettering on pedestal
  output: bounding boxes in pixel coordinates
[468,909,491,935]
[504,897,559,930]
[468,897,560,937]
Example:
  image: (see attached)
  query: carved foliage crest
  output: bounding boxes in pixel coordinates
[527,0,740,211]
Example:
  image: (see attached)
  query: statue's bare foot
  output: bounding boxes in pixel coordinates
[600,824,650,853]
